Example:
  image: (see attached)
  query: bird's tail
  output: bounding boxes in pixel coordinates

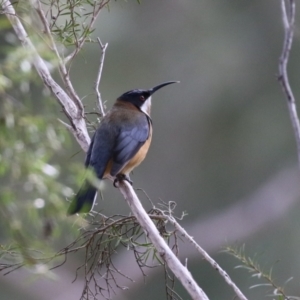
[67,181,98,215]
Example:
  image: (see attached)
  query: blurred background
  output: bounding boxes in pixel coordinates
[1,0,300,299]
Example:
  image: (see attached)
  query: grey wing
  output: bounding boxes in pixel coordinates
[110,116,150,176]
[88,123,116,179]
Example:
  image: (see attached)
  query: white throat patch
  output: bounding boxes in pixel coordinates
[140,96,152,117]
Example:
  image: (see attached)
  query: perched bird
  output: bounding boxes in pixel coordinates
[67,81,178,215]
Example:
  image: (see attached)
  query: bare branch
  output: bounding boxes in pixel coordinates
[118,181,210,300]
[108,166,300,300]
[164,215,248,300]
[94,38,108,116]
[278,0,300,164]
[2,0,90,151]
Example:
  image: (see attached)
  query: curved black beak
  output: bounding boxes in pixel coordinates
[149,81,179,95]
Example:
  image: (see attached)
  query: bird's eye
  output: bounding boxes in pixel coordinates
[140,95,145,101]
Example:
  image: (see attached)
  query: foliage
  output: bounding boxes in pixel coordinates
[0,18,81,277]
[42,0,109,47]
[1,201,181,300]
[225,245,300,300]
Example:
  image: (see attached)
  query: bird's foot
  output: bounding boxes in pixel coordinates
[113,174,133,187]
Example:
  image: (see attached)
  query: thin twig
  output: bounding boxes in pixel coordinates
[164,215,248,300]
[278,0,300,165]
[94,38,108,117]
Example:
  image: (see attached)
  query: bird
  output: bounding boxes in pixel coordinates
[67,81,179,215]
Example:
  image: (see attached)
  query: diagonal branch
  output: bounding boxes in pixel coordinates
[278,0,300,165]
[118,181,210,300]
[165,215,248,300]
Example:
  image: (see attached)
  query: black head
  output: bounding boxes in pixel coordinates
[117,81,179,109]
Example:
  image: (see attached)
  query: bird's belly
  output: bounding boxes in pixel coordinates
[121,134,152,175]
[102,160,113,179]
